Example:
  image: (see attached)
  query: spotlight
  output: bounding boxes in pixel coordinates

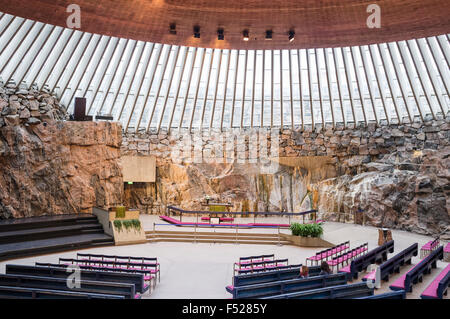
[169,23,176,35]
[243,30,249,41]
[288,30,295,42]
[265,30,273,40]
[193,25,200,38]
[217,28,224,40]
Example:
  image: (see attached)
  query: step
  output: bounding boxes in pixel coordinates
[0,214,98,232]
[145,230,281,238]
[0,233,114,261]
[146,237,292,245]
[0,223,103,244]
[146,233,282,241]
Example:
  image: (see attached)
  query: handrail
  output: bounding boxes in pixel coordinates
[152,223,285,229]
[167,205,317,216]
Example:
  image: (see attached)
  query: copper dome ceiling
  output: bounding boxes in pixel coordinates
[0,0,449,49]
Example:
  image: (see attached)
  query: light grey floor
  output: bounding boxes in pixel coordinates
[0,220,448,299]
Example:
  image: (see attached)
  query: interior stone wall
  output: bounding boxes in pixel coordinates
[122,117,450,238]
[0,83,123,219]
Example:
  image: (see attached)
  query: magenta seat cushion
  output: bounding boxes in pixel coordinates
[339,265,351,273]
[421,264,450,298]
[363,270,376,282]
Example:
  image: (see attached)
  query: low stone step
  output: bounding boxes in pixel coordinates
[146,233,282,241]
[147,238,292,245]
[145,230,281,238]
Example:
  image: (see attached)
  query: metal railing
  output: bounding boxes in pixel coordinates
[166,205,319,224]
[150,222,287,246]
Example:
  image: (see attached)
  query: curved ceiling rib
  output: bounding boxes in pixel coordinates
[0,13,448,132]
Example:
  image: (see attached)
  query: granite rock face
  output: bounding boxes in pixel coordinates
[0,82,123,219]
[122,118,450,238]
[316,149,450,239]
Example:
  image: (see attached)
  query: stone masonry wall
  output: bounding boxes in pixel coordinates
[0,82,123,219]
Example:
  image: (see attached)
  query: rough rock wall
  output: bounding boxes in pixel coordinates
[0,83,123,219]
[122,118,450,238]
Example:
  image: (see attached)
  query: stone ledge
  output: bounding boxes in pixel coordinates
[280,233,334,248]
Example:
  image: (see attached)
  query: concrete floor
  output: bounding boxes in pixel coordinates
[0,220,448,299]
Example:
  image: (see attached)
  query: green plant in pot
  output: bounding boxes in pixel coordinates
[290,222,323,238]
[113,220,123,232]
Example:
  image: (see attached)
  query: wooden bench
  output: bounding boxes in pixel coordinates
[236,254,275,265]
[362,243,418,283]
[77,253,160,282]
[326,243,368,272]
[0,285,125,299]
[6,264,149,294]
[36,262,155,292]
[226,266,321,293]
[305,241,350,266]
[0,273,138,299]
[420,238,440,259]
[357,290,406,299]
[420,263,450,299]
[234,259,288,275]
[390,245,443,293]
[339,240,394,280]
[261,282,374,299]
[230,273,348,299]
[61,258,157,284]
[235,263,302,275]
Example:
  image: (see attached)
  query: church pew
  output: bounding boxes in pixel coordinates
[362,243,418,283]
[261,282,374,299]
[77,253,160,282]
[0,273,138,299]
[6,264,149,294]
[420,263,450,299]
[226,266,321,293]
[390,245,443,293]
[230,273,347,299]
[0,285,124,299]
[339,240,394,280]
[357,290,406,299]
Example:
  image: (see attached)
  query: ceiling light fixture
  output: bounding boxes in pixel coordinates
[243,30,249,41]
[288,30,295,42]
[193,25,200,38]
[169,23,176,35]
[265,30,273,40]
[217,28,224,40]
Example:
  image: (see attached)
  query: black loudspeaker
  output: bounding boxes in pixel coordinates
[74,97,86,121]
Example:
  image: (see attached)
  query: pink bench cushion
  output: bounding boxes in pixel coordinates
[444,243,450,253]
[134,293,141,299]
[307,243,350,261]
[390,274,407,289]
[363,270,376,282]
[422,240,439,250]
[421,264,450,298]
[307,255,321,261]
[339,265,351,273]
[390,261,424,289]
